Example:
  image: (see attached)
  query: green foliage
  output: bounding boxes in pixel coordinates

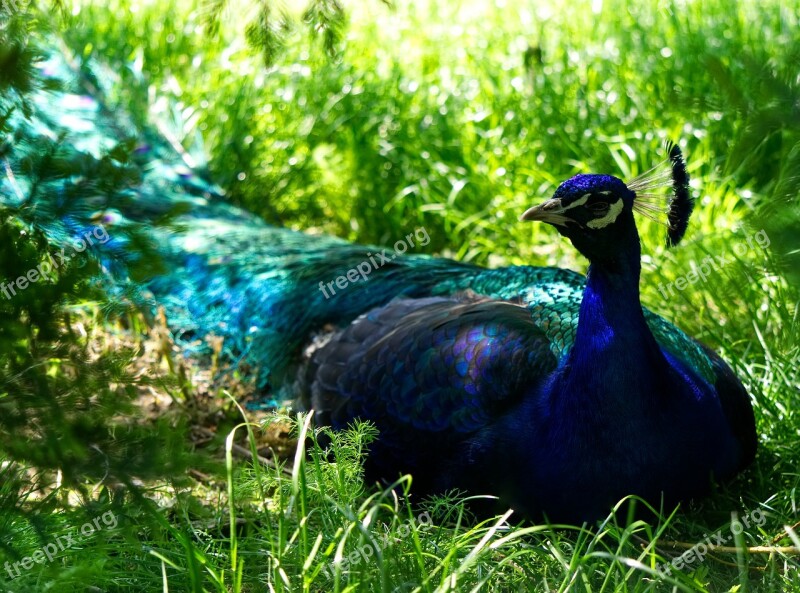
[0,13,40,100]
[57,0,800,294]
[2,415,797,592]
[202,0,350,66]
[0,0,190,511]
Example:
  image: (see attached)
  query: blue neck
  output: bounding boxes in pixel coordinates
[574,240,644,353]
[561,222,666,402]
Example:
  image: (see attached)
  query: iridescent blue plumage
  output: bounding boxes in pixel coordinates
[302,166,756,521]
[3,49,756,523]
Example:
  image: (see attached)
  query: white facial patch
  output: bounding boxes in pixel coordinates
[587,199,624,229]
[562,193,591,210]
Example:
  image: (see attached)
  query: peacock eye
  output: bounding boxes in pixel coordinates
[588,202,609,214]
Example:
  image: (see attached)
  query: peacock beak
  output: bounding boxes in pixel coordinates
[519,199,570,226]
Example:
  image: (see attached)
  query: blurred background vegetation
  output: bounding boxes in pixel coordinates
[1,0,799,590]
[55,0,800,346]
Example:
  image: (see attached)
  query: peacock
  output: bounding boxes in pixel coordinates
[2,46,757,523]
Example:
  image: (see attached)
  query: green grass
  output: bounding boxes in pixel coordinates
[1,0,799,591]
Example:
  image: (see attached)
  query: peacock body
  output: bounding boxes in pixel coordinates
[2,49,757,523]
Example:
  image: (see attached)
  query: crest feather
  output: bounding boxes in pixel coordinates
[627,142,694,248]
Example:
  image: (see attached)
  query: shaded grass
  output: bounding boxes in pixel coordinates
[2,411,798,592]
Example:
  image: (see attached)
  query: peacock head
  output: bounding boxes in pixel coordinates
[520,174,637,260]
[519,144,693,261]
